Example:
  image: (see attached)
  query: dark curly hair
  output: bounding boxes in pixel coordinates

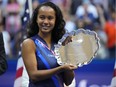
[27,2,66,43]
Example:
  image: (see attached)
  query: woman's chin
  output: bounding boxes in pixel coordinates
[41,29,52,34]
[41,28,52,33]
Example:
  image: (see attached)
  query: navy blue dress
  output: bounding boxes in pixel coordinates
[29,35,64,87]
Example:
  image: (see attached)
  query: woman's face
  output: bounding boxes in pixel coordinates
[37,6,56,34]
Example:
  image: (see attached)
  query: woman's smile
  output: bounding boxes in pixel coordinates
[37,6,56,34]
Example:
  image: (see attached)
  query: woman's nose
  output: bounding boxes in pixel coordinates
[43,19,49,24]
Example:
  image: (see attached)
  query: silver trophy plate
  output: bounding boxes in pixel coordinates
[54,29,100,67]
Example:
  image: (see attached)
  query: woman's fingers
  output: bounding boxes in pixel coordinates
[61,64,78,71]
[62,36,72,46]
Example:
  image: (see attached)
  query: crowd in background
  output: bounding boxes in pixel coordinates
[0,0,115,60]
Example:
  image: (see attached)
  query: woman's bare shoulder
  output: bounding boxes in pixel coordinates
[23,38,33,44]
[22,38,35,49]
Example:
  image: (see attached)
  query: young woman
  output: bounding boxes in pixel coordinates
[22,2,77,87]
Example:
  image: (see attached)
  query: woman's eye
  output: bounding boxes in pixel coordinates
[39,16,45,20]
[48,16,54,20]
[39,16,54,20]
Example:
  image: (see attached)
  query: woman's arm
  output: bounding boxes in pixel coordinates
[62,64,77,86]
[22,39,77,82]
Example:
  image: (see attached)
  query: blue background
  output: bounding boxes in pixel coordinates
[0,59,115,87]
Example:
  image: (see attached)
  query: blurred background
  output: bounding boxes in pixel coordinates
[0,0,115,87]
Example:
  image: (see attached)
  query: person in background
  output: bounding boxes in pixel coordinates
[0,8,8,75]
[75,0,98,30]
[5,0,22,57]
[103,8,116,58]
[21,2,77,87]
[32,0,40,10]
[5,0,21,40]
[0,8,12,58]
[0,32,7,75]
[93,22,109,59]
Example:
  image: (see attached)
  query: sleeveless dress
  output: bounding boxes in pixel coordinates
[29,35,64,87]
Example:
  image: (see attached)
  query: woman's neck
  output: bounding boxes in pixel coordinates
[38,32,52,48]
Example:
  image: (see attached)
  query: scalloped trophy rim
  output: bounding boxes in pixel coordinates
[54,28,100,67]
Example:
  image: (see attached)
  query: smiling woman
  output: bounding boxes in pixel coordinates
[21,2,77,87]
[37,6,56,39]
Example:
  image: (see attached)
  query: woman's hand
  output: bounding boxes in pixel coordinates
[62,36,72,46]
[60,64,77,71]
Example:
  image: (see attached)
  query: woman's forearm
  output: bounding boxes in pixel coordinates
[29,64,76,82]
[29,65,64,82]
[63,70,75,86]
